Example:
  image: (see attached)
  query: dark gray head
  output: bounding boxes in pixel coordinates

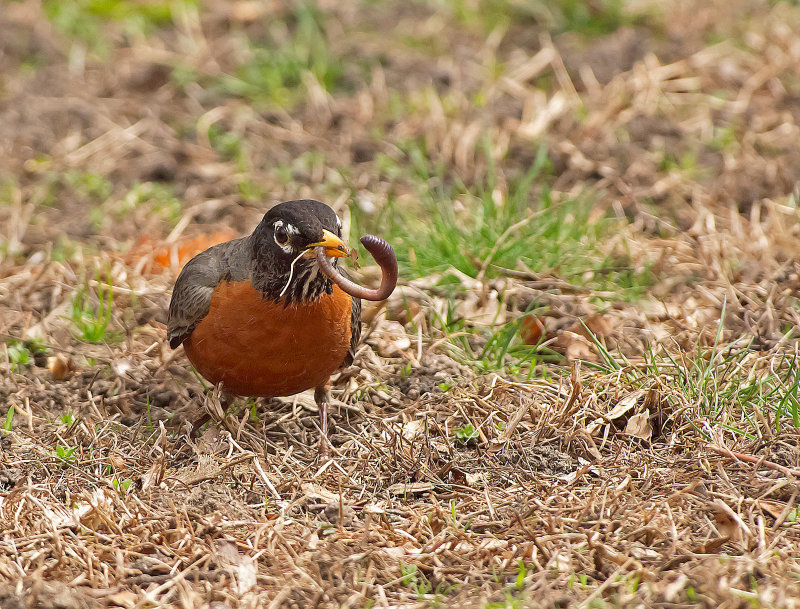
[250,200,347,303]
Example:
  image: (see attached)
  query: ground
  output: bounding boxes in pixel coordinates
[1,0,800,607]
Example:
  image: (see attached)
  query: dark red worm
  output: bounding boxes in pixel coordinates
[315,234,398,301]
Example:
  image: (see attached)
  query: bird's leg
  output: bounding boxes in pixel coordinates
[190,387,230,437]
[314,384,331,457]
[189,412,210,437]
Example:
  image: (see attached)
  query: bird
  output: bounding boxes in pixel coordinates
[166,199,397,455]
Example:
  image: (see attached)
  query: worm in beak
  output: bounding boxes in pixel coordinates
[315,234,398,301]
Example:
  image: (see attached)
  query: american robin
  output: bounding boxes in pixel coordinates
[167,199,397,454]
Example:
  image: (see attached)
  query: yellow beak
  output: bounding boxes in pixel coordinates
[306,229,349,258]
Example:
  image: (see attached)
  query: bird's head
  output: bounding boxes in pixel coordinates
[250,199,349,303]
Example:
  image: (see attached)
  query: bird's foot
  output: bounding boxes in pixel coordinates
[315,385,331,458]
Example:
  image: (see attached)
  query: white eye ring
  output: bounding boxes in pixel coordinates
[273,220,297,252]
[274,225,289,246]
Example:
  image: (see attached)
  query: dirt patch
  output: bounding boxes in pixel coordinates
[0,581,98,609]
[397,352,472,399]
[560,27,653,85]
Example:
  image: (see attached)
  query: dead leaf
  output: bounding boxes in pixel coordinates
[386,299,422,325]
[466,472,485,486]
[662,574,689,602]
[105,591,137,608]
[607,393,640,420]
[553,330,593,361]
[130,230,237,275]
[714,513,742,542]
[520,315,545,344]
[558,471,578,484]
[456,290,505,326]
[300,483,340,503]
[693,536,730,554]
[577,314,618,341]
[625,410,652,440]
[74,489,117,531]
[402,420,424,441]
[710,501,748,542]
[130,555,171,575]
[387,481,434,495]
[759,500,789,520]
[371,320,411,357]
[47,354,74,380]
[370,285,428,325]
[348,247,360,270]
[215,540,257,594]
[546,550,572,573]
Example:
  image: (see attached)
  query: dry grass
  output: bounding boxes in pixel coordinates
[2,0,800,607]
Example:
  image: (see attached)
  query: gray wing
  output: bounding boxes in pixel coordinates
[344,295,361,367]
[167,238,249,349]
[339,266,361,368]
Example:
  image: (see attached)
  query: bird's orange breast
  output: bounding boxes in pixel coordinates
[182,280,352,397]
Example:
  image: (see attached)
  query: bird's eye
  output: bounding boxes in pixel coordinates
[274,225,290,246]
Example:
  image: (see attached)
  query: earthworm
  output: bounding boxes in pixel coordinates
[315,235,398,301]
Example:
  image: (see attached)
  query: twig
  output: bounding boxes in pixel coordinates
[707,444,800,478]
